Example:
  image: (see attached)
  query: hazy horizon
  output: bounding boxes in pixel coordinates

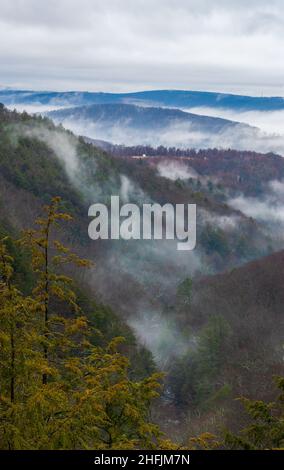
[1,86,284,99]
[1,1,284,96]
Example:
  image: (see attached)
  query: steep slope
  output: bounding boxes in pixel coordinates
[0,104,156,378]
[0,104,274,330]
[164,249,284,437]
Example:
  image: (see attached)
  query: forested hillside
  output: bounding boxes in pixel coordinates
[0,104,155,377]
[163,250,284,439]
[95,142,284,196]
[0,104,283,448]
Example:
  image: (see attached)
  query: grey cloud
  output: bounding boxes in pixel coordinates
[1,0,284,94]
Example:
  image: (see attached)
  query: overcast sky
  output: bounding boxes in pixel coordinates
[0,0,284,96]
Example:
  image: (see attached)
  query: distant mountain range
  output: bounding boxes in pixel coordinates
[48,102,240,131]
[2,88,284,153]
[47,103,249,148]
[1,88,284,111]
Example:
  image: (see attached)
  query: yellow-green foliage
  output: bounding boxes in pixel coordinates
[0,197,163,450]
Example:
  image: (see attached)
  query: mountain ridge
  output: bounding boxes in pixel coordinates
[1,88,284,111]
[48,102,242,129]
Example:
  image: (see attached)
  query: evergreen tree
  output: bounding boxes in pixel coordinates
[0,197,164,449]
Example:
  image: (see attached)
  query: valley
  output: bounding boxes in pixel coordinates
[0,101,283,445]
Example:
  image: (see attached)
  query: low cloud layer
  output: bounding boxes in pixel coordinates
[228,179,284,238]
[185,107,284,135]
[47,112,284,157]
[157,161,198,181]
